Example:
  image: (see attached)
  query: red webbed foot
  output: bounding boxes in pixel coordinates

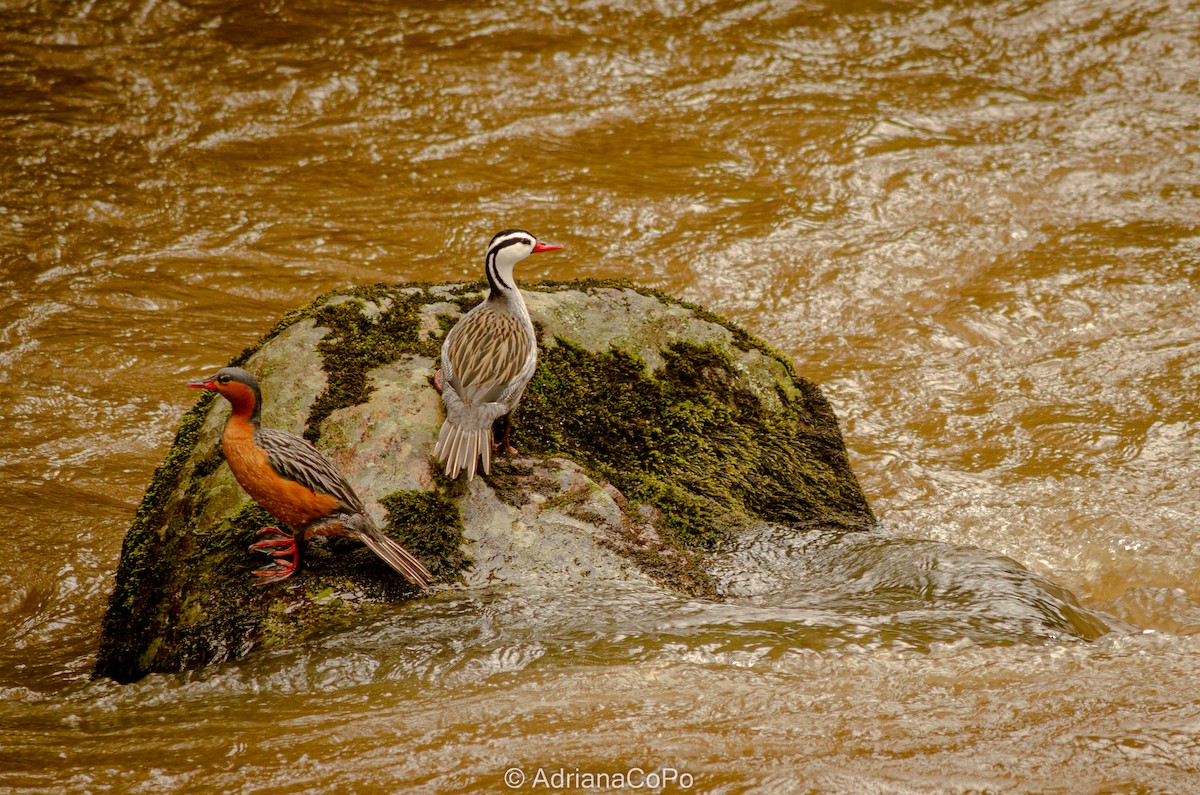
[432,369,444,395]
[249,526,300,585]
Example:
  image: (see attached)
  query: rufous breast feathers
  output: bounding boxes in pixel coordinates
[222,418,341,530]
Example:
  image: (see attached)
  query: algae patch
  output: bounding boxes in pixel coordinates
[517,336,873,550]
[379,490,471,582]
[93,392,218,681]
[304,286,439,442]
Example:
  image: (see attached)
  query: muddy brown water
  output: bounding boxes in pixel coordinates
[3,1,1200,792]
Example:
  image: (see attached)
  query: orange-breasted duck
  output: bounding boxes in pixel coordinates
[189,366,431,587]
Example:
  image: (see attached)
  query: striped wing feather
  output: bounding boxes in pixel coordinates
[443,303,534,406]
[255,427,365,514]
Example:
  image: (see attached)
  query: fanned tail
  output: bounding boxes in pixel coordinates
[347,516,432,587]
[434,421,493,480]
[434,387,508,480]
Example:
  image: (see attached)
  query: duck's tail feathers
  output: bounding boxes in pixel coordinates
[434,389,507,481]
[347,516,432,587]
[434,421,494,480]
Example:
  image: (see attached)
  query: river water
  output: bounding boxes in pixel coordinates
[3,0,1199,792]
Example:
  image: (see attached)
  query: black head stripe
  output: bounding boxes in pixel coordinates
[488,229,533,251]
[485,247,512,292]
[485,230,535,294]
[491,228,531,244]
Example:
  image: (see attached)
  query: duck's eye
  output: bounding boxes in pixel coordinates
[217,375,231,384]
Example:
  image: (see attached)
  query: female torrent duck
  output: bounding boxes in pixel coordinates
[189,367,431,586]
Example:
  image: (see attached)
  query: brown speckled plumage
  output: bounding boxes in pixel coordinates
[434,229,562,480]
[443,305,535,405]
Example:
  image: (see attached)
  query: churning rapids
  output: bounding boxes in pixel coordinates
[3,1,1200,792]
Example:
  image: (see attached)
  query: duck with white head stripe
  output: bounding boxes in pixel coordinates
[433,229,563,480]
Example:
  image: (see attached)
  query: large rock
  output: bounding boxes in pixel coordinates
[93,280,1107,683]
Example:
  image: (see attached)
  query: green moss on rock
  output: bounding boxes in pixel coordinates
[93,392,219,681]
[517,336,872,551]
[378,490,471,581]
[95,284,448,682]
[304,287,437,442]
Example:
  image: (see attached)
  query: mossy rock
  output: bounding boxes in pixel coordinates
[92,280,1101,683]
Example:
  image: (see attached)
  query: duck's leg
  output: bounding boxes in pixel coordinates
[495,413,518,456]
